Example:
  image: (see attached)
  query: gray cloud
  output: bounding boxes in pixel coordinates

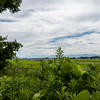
[0,19,18,22]
[76,13,100,22]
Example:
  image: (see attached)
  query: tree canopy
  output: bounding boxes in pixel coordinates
[0,36,23,70]
[0,0,22,13]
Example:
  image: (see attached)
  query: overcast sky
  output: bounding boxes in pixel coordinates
[0,0,100,58]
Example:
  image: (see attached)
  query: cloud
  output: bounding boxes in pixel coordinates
[1,0,100,58]
[0,19,18,22]
[47,31,95,43]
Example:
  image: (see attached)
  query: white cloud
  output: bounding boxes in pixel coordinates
[0,0,100,58]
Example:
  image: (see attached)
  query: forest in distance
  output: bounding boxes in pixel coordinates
[19,55,100,60]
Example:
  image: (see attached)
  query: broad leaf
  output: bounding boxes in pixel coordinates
[74,90,90,100]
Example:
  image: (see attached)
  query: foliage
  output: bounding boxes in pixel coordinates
[55,47,64,59]
[74,90,90,100]
[0,0,22,13]
[0,36,23,70]
[0,48,100,99]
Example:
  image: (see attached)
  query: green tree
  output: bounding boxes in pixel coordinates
[0,0,22,13]
[55,47,64,72]
[55,47,64,59]
[0,36,23,70]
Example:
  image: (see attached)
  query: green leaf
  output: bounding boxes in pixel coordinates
[91,91,100,100]
[56,90,62,100]
[28,70,34,75]
[63,63,72,73]
[74,90,90,100]
[97,73,100,82]
[33,93,41,99]
[89,70,97,77]
[61,86,67,94]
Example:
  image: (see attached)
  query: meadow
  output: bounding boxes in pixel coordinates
[73,59,100,67]
[19,60,41,68]
[19,58,100,68]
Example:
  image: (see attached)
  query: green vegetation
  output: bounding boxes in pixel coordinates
[55,47,64,59]
[19,60,41,68]
[0,0,22,13]
[15,58,100,68]
[0,36,23,70]
[0,47,100,99]
[73,59,100,68]
[73,59,100,62]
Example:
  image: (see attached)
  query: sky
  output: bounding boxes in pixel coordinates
[0,0,100,58]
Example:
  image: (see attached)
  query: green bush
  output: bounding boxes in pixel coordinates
[0,48,100,99]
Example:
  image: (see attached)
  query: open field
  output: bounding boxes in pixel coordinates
[73,59,100,67]
[18,59,100,68]
[19,60,41,68]
[73,59,100,62]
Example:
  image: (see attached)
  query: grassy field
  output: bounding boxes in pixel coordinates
[73,59,100,67]
[19,60,41,68]
[18,59,100,68]
[73,59,100,62]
